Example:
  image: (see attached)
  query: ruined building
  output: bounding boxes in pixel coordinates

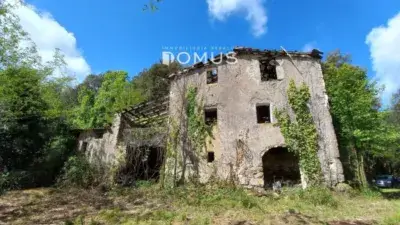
[76,47,345,188]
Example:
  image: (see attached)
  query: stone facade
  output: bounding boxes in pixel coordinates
[167,49,345,188]
[76,114,123,165]
[75,48,345,189]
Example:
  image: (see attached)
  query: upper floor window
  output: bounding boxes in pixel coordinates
[207,68,218,84]
[259,59,277,81]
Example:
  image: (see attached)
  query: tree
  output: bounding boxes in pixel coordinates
[72,71,144,128]
[0,67,49,169]
[132,62,181,101]
[72,86,96,129]
[143,0,163,11]
[390,89,400,125]
[323,51,399,187]
[0,2,76,188]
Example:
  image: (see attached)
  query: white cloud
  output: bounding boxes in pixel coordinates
[366,13,400,104]
[206,0,267,37]
[8,0,91,81]
[302,42,317,52]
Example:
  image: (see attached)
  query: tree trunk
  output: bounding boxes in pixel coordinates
[356,153,368,188]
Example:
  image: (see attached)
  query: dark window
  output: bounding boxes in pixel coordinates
[256,105,271,123]
[207,152,215,163]
[207,68,218,84]
[81,142,88,152]
[259,59,277,81]
[205,108,217,125]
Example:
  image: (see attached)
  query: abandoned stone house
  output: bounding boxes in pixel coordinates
[75,47,345,188]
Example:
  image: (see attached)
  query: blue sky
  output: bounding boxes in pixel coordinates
[11,0,400,103]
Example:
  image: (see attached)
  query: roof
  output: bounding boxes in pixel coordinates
[169,46,323,78]
[119,96,169,128]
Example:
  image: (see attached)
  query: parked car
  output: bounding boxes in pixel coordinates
[373,175,398,188]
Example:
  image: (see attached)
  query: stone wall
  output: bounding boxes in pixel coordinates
[168,54,344,188]
[76,114,123,165]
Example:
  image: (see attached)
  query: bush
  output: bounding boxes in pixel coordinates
[0,171,38,192]
[57,155,98,188]
[0,172,9,195]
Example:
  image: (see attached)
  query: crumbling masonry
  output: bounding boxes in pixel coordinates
[166,47,344,188]
[76,47,345,189]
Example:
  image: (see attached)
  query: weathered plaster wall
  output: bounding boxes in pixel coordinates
[76,114,123,165]
[168,55,344,188]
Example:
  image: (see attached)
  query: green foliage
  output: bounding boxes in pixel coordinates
[0,4,78,191]
[322,51,399,186]
[136,180,156,188]
[73,71,144,128]
[0,1,39,68]
[143,0,163,11]
[58,155,98,188]
[73,86,96,129]
[0,67,50,169]
[293,187,339,208]
[186,86,211,153]
[359,186,383,199]
[382,211,400,225]
[0,173,9,195]
[274,80,321,186]
[132,62,181,101]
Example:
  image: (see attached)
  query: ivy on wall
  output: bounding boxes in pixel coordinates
[274,80,322,187]
[186,86,211,154]
[162,86,212,187]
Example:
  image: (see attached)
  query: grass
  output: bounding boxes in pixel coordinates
[0,185,399,225]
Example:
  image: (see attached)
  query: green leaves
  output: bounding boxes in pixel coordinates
[186,87,211,154]
[72,71,145,129]
[274,80,321,187]
[322,51,400,186]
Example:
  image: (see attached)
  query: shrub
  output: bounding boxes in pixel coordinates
[0,171,37,192]
[0,172,9,195]
[57,155,98,188]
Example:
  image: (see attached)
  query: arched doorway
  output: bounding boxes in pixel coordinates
[262,147,300,188]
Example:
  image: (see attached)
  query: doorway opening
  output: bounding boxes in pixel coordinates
[262,147,300,188]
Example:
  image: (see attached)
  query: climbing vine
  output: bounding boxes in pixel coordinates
[186,86,212,154]
[274,80,322,187]
[162,119,180,187]
[162,86,212,187]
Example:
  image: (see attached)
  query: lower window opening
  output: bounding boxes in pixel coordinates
[256,105,271,123]
[205,108,218,126]
[207,152,215,163]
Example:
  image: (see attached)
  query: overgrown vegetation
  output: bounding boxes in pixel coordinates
[322,51,400,187]
[274,80,322,187]
[1,185,399,225]
[1,5,400,225]
[186,86,211,156]
[57,155,99,188]
[0,2,179,193]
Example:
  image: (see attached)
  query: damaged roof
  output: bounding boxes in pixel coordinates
[169,46,323,78]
